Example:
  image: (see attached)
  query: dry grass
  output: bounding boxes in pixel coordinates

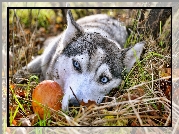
[8,9,172,127]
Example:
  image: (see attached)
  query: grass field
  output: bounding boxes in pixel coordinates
[7,9,172,127]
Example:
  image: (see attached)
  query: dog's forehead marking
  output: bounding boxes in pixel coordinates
[87,47,107,74]
[62,32,124,79]
[95,63,112,79]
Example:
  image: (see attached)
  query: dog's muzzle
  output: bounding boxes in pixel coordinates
[68,98,80,108]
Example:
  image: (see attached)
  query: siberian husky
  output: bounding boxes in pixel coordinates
[13,10,144,111]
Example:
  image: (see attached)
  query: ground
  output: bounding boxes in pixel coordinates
[7,8,172,127]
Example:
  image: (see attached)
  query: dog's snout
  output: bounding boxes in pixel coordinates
[69,98,80,107]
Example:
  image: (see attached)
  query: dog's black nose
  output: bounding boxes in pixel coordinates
[69,98,80,107]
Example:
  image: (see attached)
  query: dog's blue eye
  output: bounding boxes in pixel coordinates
[100,76,109,84]
[73,60,81,72]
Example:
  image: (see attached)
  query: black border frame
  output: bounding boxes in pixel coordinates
[7,6,172,127]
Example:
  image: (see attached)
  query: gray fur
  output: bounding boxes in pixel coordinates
[13,10,144,111]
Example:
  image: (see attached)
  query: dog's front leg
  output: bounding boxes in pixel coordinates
[12,55,43,83]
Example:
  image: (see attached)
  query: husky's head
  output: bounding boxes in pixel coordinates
[52,10,144,111]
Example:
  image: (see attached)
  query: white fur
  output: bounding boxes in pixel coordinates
[53,51,122,110]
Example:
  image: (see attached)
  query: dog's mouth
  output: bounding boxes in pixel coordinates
[68,87,81,108]
[62,87,97,111]
[61,86,81,111]
[69,98,80,107]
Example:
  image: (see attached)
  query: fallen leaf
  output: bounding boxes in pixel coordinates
[17,90,26,98]
[164,85,171,100]
[10,84,16,90]
[80,100,97,107]
[12,119,17,126]
[131,120,138,126]
[160,68,171,77]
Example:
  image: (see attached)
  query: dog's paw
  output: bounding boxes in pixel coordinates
[12,68,31,84]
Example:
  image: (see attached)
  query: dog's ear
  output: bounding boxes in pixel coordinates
[61,10,84,46]
[123,41,145,72]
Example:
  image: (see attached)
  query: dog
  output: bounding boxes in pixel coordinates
[13,10,144,111]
